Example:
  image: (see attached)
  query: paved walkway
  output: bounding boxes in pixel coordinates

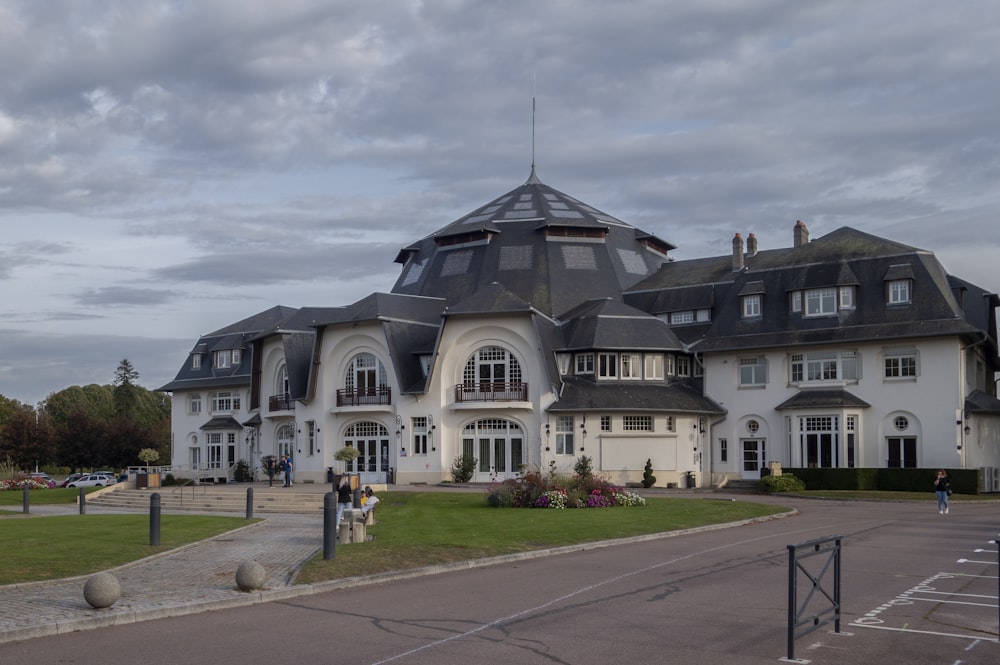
[0,504,330,644]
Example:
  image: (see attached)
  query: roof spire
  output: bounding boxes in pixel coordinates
[526,74,541,185]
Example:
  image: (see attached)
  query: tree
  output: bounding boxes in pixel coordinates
[138,447,160,471]
[113,358,140,420]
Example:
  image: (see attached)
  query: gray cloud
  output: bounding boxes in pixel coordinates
[1,0,999,404]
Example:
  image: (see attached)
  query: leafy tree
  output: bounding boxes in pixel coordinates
[0,402,54,469]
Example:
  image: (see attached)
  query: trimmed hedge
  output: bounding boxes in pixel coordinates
[779,467,979,494]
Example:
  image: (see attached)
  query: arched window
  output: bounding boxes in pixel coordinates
[458,346,526,402]
[463,346,522,387]
[338,353,390,406]
[277,363,289,397]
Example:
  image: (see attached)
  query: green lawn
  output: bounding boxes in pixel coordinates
[0,514,254,584]
[295,492,785,583]
[0,486,102,507]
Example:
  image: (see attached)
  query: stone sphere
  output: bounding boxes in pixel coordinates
[235,560,267,591]
[83,572,121,609]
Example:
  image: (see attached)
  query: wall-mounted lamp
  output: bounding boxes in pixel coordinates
[544,422,551,451]
[428,414,436,451]
[964,425,971,436]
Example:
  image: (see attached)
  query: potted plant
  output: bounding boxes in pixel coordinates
[137,448,161,489]
[333,446,361,489]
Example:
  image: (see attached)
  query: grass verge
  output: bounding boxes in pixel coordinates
[295,492,785,584]
[0,514,254,585]
[0,487,101,507]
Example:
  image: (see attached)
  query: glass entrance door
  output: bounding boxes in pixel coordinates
[741,439,766,479]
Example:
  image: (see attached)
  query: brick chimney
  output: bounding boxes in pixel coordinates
[746,233,758,257]
[794,220,809,248]
[732,232,744,271]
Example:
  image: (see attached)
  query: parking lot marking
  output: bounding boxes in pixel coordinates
[848,622,999,642]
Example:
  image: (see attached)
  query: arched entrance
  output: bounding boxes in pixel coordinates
[344,421,391,485]
[461,418,524,482]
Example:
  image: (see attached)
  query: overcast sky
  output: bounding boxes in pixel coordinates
[2,0,999,406]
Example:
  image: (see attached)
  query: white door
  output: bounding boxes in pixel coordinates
[741,439,766,479]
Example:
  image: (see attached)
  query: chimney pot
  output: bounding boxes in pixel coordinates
[732,232,744,271]
[747,233,758,257]
[794,220,809,248]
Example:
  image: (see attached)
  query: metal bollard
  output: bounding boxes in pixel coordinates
[323,492,336,560]
[353,487,362,508]
[22,484,29,514]
[149,493,161,546]
[246,487,254,520]
[79,488,86,515]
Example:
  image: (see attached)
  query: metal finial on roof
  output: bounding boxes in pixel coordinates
[525,74,542,186]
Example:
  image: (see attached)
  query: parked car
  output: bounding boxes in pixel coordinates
[66,474,117,488]
[60,473,86,487]
[29,472,56,488]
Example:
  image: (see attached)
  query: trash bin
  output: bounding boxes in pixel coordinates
[685,472,696,489]
[326,467,334,483]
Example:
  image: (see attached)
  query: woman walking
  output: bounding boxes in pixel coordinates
[934,469,951,514]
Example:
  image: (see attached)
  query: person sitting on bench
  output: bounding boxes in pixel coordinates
[359,486,379,524]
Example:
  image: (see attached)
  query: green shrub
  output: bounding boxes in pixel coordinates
[450,454,477,483]
[642,459,656,488]
[573,455,594,480]
[759,473,805,493]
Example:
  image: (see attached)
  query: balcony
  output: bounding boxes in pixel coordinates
[454,381,528,403]
[336,385,392,407]
[268,393,295,412]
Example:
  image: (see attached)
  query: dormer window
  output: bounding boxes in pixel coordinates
[191,354,202,369]
[742,294,761,318]
[670,310,695,325]
[888,279,911,304]
[214,349,240,368]
[805,288,836,317]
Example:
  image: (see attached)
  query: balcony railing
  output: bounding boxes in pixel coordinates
[336,385,392,407]
[454,381,528,403]
[268,393,295,412]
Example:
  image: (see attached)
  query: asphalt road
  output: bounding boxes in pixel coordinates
[3,495,998,665]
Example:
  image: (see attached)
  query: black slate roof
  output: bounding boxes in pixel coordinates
[774,389,871,410]
[548,376,725,415]
[556,298,684,352]
[626,227,986,353]
[390,169,675,317]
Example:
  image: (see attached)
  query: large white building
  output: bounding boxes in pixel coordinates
[160,170,1000,489]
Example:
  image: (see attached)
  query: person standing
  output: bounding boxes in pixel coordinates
[283,456,293,487]
[265,457,276,487]
[336,478,353,526]
[934,469,951,514]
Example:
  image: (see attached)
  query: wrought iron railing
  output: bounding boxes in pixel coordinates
[454,381,528,403]
[336,385,392,406]
[269,393,295,411]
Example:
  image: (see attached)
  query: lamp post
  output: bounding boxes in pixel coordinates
[244,427,257,482]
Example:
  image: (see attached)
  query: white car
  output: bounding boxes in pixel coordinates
[67,474,118,488]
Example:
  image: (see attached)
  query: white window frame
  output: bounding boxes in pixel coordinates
[883,347,918,379]
[644,353,664,380]
[620,352,642,380]
[211,391,241,413]
[600,415,611,432]
[597,352,618,379]
[622,415,653,431]
[575,353,595,375]
[789,351,859,384]
[191,354,202,369]
[742,294,761,318]
[839,286,854,309]
[232,348,241,365]
[670,310,694,325]
[412,417,428,455]
[556,415,574,455]
[188,394,201,415]
[665,354,675,376]
[676,355,691,377]
[791,291,802,313]
[888,279,911,304]
[805,288,837,317]
[739,356,767,386]
[215,350,231,368]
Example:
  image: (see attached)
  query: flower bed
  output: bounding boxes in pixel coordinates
[0,478,51,491]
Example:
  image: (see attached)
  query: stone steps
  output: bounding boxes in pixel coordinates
[86,486,328,514]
